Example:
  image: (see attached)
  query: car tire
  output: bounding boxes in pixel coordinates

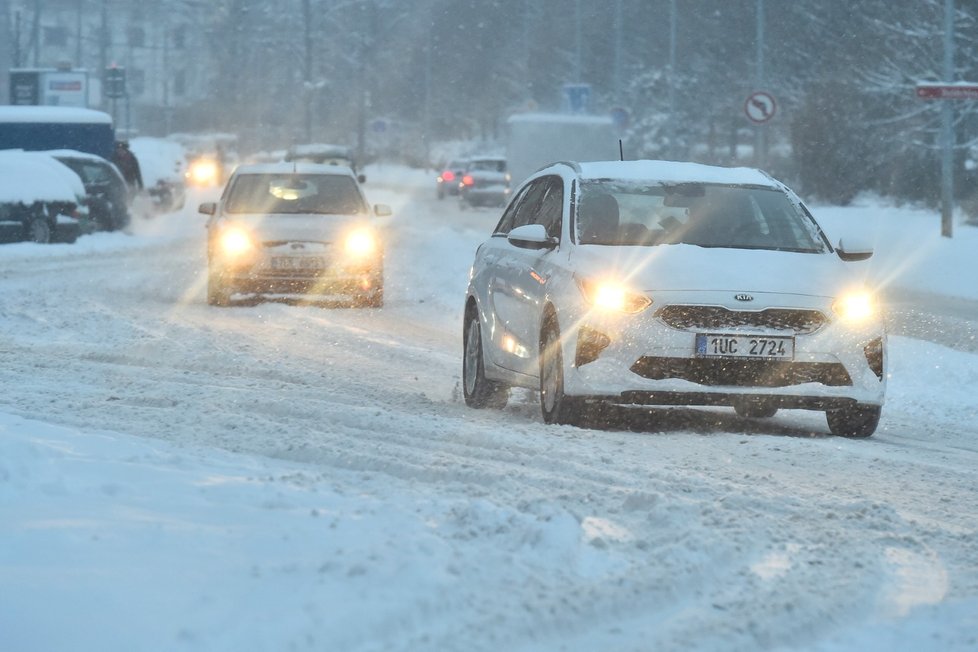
[540,319,584,425]
[734,398,778,419]
[462,311,509,409]
[27,217,52,244]
[207,268,231,307]
[825,403,881,438]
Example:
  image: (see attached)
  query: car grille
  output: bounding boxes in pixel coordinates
[657,305,827,335]
[630,356,852,387]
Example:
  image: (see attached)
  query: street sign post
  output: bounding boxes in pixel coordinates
[104,67,126,100]
[915,81,978,238]
[744,91,776,124]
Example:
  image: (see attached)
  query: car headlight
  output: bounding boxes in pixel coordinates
[218,226,255,257]
[345,228,378,257]
[577,277,652,314]
[833,291,877,323]
[187,159,219,185]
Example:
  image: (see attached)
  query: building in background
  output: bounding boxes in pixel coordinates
[4,0,211,135]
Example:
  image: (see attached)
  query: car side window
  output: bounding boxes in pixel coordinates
[493,184,531,235]
[510,179,550,231]
[534,176,564,240]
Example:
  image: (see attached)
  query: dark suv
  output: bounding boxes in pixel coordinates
[50,150,130,232]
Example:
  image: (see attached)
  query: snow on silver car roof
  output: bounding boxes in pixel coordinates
[233,162,357,176]
[576,160,778,187]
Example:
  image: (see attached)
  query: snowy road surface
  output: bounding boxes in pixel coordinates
[1,167,977,651]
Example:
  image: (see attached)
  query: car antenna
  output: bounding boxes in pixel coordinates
[619,139,624,161]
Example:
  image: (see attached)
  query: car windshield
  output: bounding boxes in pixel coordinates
[468,159,506,172]
[224,173,366,215]
[576,181,829,253]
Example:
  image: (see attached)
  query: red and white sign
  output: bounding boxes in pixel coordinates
[744,91,777,124]
[916,83,978,100]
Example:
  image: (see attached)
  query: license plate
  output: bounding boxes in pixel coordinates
[695,333,794,360]
[271,256,324,270]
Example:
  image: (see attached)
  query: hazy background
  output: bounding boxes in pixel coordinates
[4,0,978,207]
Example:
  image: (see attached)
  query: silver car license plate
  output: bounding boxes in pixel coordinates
[695,333,795,360]
[271,256,324,271]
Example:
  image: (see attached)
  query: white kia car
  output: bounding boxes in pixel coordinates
[463,161,886,438]
[200,163,389,307]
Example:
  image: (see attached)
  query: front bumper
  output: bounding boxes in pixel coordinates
[212,249,382,297]
[560,300,886,410]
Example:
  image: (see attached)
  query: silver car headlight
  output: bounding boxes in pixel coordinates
[576,276,652,314]
[832,290,878,324]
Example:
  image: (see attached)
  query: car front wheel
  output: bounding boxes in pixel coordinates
[462,312,508,409]
[27,217,52,244]
[825,404,881,438]
[540,321,584,425]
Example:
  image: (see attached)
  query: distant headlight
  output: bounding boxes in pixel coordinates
[577,277,652,314]
[833,291,877,323]
[345,228,378,257]
[219,226,255,257]
[187,159,219,185]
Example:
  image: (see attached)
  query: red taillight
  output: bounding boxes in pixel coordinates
[462,175,474,186]
[442,170,456,182]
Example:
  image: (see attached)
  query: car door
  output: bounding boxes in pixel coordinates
[488,175,564,376]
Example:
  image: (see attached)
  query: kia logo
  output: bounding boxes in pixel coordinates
[734,294,754,302]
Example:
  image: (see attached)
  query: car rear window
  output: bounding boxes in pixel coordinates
[576,181,829,253]
[224,173,366,215]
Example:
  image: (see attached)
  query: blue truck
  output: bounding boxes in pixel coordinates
[0,106,115,243]
[0,106,115,159]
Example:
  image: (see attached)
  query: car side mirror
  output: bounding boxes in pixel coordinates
[358,174,367,184]
[198,202,216,216]
[507,223,556,250]
[374,203,392,217]
[836,237,873,262]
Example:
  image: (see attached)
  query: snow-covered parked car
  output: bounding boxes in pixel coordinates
[200,162,390,307]
[48,150,130,231]
[459,155,510,208]
[463,160,886,438]
[0,150,84,244]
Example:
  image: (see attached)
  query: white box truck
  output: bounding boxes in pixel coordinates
[506,112,620,187]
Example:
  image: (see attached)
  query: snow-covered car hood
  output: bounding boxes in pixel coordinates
[217,212,370,243]
[569,243,869,299]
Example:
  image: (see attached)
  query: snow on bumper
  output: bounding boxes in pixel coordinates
[560,302,886,409]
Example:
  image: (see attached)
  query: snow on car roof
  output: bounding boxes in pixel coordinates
[233,162,357,176]
[576,160,779,187]
[0,106,113,124]
[286,143,353,157]
[44,149,111,162]
[507,112,615,126]
[0,150,85,203]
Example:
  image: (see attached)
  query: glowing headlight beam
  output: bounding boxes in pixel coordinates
[345,229,377,257]
[577,277,651,314]
[219,227,254,257]
[833,291,876,323]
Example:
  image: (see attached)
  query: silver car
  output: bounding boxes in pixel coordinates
[463,160,886,437]
[200,163,389,307]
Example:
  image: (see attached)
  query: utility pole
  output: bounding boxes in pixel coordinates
[32,0,41,67]
[668,0,677,158]
[302,0,313,142]
[573,0,582,82]
[941,0,955,238]
[754,0,766,168]
[613,0,622,102]
[75,0,83,67]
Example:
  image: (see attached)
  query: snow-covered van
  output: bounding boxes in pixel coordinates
[0,106,114,160]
